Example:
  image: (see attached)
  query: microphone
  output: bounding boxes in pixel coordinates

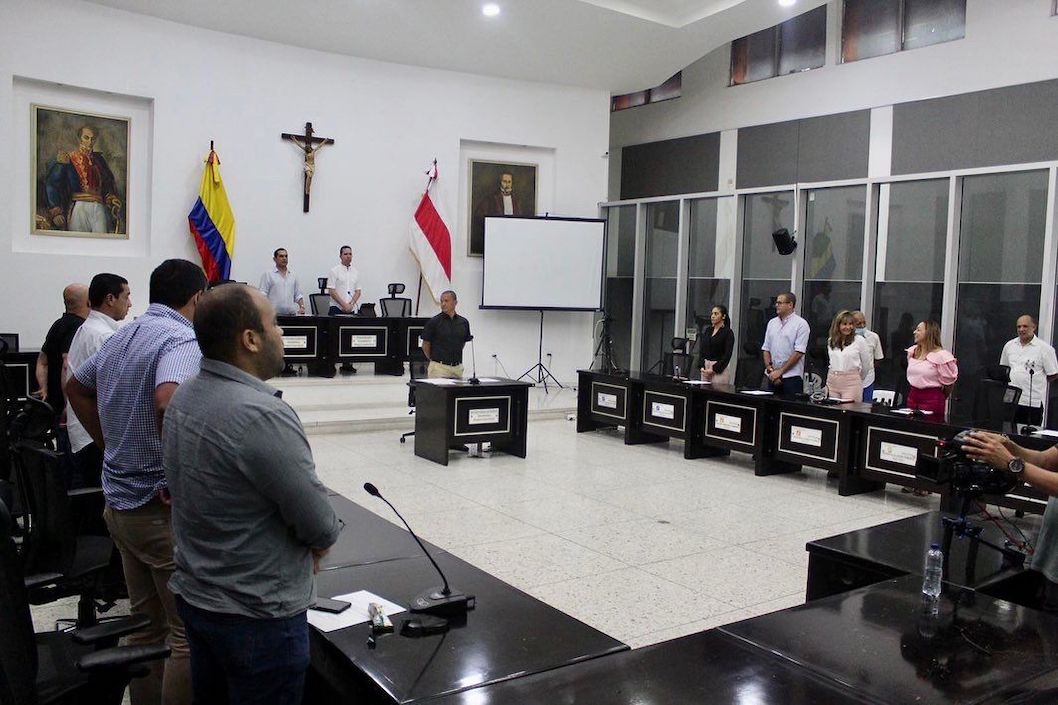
[468,336,480,385]
[363,483,475,618]
[1024,360,1038,434]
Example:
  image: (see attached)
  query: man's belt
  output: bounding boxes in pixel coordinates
[434,359,462,366]
[72,192,104,203]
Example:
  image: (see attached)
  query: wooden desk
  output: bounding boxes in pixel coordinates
[805,510,1036,602]
[723,574,1058,705]
[412,378,531,466]
[310,551,626,703]
[426,628,869,705]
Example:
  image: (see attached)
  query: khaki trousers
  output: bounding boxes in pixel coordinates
[428,361,464,379]
[104,501,191,705]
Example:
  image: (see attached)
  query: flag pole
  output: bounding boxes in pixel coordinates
[415,274,424,316]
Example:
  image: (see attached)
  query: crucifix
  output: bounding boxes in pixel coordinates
[281,122,334,213]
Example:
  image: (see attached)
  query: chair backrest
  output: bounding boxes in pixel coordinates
[872,390,896,405]
[358,303,377,318]
[0,335,16,354]
[310,294,332,316]
[12,442,75,578]
[0,494,38,705]
[407,360,429,408]
[317,277,328,294]
[662,352,693,377]
[971,378,1021,432]
[379,297,412,318]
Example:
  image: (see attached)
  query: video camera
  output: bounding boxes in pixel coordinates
[915,429,1018,498]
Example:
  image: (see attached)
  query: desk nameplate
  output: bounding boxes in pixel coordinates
[704,400,757,449]
[863,426,939,481]
[777,412,839,464]
[454,395,512,437]
[280,325,318,358]
[337,325,388,358]
[641,390,686,434]
[590,381,627,421]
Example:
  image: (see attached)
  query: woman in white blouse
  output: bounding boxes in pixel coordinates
[826,310,872,402]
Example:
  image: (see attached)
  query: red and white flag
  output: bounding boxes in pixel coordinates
[408,161,452,303]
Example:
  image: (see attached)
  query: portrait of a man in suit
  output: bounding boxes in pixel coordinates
[468,160,536,257]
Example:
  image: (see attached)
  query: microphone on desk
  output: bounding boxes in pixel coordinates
[363,483,475,618]
[468,336,480,385]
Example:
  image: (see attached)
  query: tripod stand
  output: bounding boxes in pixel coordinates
[592,316,621,375]
[940,494,1026,586]
[519,310,564,392]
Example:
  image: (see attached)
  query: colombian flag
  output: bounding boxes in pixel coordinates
[188,149,236,283]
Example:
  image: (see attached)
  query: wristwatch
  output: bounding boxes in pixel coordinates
[1007,457,1025,476]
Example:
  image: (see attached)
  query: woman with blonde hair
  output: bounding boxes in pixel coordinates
[825,310,872,402]
[906,320,958,419]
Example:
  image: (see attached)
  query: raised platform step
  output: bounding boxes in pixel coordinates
[273,372,577,434]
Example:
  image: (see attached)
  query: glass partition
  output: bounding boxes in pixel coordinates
[872,180,947,394]
[686,198,731,365]
[602,205,636,371]
[801,186,867,380]
[736,192,795,387]
[951,170,1048,423]
[642,201,680,372]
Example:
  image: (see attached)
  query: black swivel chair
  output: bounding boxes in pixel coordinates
[380,283,412,318]
[309,294,332,316]
[970,377,1022,433]
[661,337,692,378]
[399,360,429,444]
[0,495,169,705]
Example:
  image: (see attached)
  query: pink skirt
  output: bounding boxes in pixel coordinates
[701,360,730,386]
[825,370,861,402]
[907,386,947,420]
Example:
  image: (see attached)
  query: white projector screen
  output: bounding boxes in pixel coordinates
[481,216,605,310]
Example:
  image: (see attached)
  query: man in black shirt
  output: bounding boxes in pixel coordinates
[36,283,89,414]
[421,290,472,379]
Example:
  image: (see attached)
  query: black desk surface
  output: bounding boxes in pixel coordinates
[318,494,446,572]
[722,574,1058,705]
[311,551,626,704]
[807,510,1033,591]
[410,377,533,389]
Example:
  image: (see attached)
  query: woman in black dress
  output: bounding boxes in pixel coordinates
[698,305,734,385]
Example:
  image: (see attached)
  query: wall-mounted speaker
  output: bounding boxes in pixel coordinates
[772,228,797,256]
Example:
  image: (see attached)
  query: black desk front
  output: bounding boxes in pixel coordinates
[278,315,429,377]
[722,574,1058,705]
[427,628,870,705]
[3,349,39,400]
[310,551,626,704]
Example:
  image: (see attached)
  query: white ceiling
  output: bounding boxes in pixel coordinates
[84,0,826,93]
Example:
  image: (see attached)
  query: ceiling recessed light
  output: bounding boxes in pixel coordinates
[779,0,796,6]
[482,3,501,17]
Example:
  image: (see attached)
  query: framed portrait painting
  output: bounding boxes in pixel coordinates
[467,159,537,257]
[32,104,130,239]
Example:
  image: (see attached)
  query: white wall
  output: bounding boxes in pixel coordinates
[0,0,610,383]
[609,0,1058,197]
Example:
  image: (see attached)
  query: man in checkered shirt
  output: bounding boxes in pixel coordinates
[67,258,207,705]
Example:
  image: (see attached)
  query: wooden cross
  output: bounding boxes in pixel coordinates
[281,122,334,213]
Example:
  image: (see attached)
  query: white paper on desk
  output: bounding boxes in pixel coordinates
[740,390,773,396]
[684,380,711,385]
[307,590,406,633]
[1032,429,1058,438]
[419,378,459,386]
[475,377,502,383]
[890,408,933,416]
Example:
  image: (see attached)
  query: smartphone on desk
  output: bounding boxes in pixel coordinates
[313,597,351,614]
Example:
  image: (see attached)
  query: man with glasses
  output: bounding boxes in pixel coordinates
[761,292,810,398]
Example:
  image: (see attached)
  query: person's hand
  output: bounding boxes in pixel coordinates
[768,369,783,383]
[298,303,305,315]
[31,389,46,401]
[158,487,173,506]
[962,431,1015,470]
[701,368,713,381]
[311,547,329,574]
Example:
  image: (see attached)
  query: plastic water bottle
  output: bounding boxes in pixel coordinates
[922,543,943,611]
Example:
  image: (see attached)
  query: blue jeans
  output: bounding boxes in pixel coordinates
[176,596,309,705]
[767,374,803,399]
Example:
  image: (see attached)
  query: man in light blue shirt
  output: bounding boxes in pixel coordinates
[257,247,305,316]
[761,291,810,398]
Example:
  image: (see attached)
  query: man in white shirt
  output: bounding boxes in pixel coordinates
[761,292,810,399]
[326,245,362,374]
[1000,314,1058,426]
[852,311,885,402]
[258,248,305,316]
[65,272,131,486]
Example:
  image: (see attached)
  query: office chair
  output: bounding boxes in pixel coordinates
[357,302,377,317]
[399,360,429,444]
[0,496,169,705]
[0,334,18,353]
[661,337,691,377]
[317,277,328,294]
[310,294,332,316]
[970,377,1021,433]
[380,283,412,317]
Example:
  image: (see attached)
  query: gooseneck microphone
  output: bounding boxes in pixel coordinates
[468,335,480,385]
[363,483,474,617]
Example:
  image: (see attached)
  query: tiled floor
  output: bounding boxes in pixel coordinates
[309,417,940,649]
[27,414,1005,654]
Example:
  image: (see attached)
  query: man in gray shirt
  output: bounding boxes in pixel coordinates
[258,247,305,315]
[163,283,340,704]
